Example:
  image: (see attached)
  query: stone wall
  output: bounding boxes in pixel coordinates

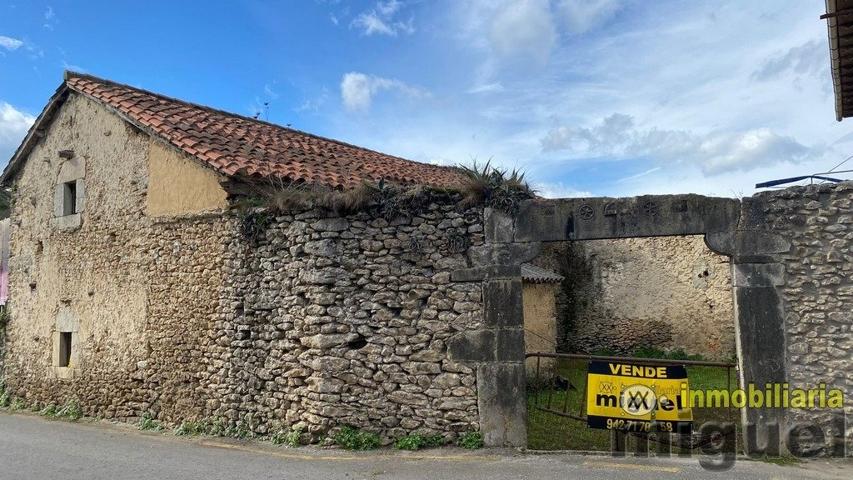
[192,205,486,442]
[758,182,853,427]
[533,236,735,360]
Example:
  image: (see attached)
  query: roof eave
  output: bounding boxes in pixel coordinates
[826,0,845,121]
[1,83,71,185]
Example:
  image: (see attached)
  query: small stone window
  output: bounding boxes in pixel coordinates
[59,332,73,367]
[53,157,86,230]
[61,181,78,216]
[54,308,79,378]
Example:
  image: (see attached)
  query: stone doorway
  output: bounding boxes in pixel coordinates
[451,194,789,450]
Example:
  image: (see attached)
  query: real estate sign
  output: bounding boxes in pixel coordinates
[586,360,693,433]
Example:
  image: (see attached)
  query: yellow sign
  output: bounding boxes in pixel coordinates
[586,361,693,432]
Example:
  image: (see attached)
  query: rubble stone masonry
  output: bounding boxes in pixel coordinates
[759,182,853,426]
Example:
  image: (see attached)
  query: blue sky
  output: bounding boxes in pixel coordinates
[0,0,849,197]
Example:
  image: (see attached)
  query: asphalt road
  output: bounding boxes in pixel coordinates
[0,412,850,480]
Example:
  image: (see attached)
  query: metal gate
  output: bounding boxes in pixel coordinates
[526,352,739,451]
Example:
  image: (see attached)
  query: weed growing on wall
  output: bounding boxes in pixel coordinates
[394,433,445,451]
[39,403,57,417]
[56,399,82,420]
[9,397,25,411]
[174,419,208,436]
[232,160,533,225]
[457,432,484,449]
[333,425,380,450]
[138,412,163,431]
[270,426,304,447]
[458,160,534,215]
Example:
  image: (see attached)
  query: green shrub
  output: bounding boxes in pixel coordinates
[39,404,58,417]
[457,432,484,449]
[0,381,10,408]
[9,397,26,411]
[225,414,256,439]
[138,412,163,431]
[334,425,380,450]
[205,417,227,437]
[174,420,207,436]
[0,306,9,327]
[458,160,534,215]
[271,426,303,447]
[394,433,445,451]
[56,400,82,420]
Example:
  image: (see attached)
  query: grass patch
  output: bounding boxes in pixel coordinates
[173,415,256,438]
[0,380,8,408]
[631,347,705,362]
[174,419,208,436]
[457,432,484,449]
[56,400,82,420]
[9,397,26,412]
[270,426,303,447]
[394,433,445,451]
[334,425,380,450]
[527,358,738,451]
[138,412,164,431]
[39,404,58,417]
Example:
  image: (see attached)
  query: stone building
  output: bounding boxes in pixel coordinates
[1,71,850,451]
[0,72,483,443]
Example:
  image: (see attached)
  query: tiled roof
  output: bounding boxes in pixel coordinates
[521,263,564,284]
[61,72,464,189]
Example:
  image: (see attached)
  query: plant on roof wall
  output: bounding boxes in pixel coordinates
[234,177,455,220]
[232,160,533,223]
[458,160,535,215]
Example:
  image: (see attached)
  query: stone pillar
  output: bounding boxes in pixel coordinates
[707,229,790,455]
[448,208,539,447]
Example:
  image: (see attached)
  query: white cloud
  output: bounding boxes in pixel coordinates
[489,0,557,65]
[62,60,86,73]
[295,89,330,114]
[541,113,813,174]
[325,1,847,198]
[0,102,36,162]
[752,39,827,81]
[263,83,280,100]
[532,181,593,198]
[340,72,426,112]
[0,35,24,51]
[44,6,58,30]
[377,0,401,16]
[351,0,414,36]
[556,0,621,34]
[467,82,505,94]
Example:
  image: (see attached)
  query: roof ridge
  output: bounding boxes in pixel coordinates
[63,70,456,174]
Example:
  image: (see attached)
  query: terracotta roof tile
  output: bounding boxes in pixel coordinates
[64,72,464,189]
[521,264,564,284]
